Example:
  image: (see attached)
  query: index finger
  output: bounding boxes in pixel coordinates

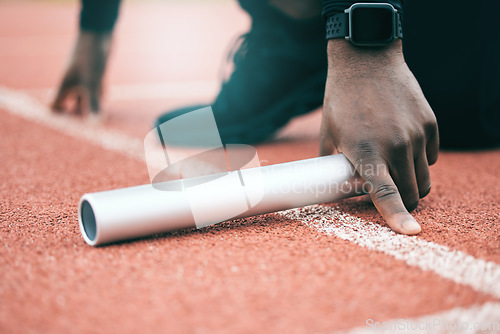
[356,158,422,235]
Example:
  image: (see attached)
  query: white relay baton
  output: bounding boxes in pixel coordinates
[79,154,362,246]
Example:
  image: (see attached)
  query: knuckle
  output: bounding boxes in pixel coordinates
[371,183,399,201]
[389,132,411,155]
[357,141,377,154]
[353,141,377,160]
[413,130,425,147]
[351,141,378,168]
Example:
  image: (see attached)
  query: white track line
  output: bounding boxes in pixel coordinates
[280,205,500,299]
[2,86,500,303]
[0,86,155,167]
[24,80,218,102]
[342,302,500,334]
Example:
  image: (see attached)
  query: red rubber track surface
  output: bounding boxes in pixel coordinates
[1,2,499,333]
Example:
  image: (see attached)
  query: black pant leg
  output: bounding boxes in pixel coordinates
[80,0,121,32]
[403,0,500,148]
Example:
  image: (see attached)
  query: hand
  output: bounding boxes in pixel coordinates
[52,31,112,116]
[320,40,439,235]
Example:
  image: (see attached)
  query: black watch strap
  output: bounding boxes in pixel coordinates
[326,12,403,40]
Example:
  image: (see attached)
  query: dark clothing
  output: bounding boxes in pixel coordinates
[80,0,120,32]
[79,0,500,148]
[403,0,500,148]
[322,0,404,18]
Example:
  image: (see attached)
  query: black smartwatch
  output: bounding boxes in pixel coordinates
[326,3,403,47]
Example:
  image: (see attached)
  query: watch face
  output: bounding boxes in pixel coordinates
[351,6,394,45]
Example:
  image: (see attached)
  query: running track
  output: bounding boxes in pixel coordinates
[1,1,499,333]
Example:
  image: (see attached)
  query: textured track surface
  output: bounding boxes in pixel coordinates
[1,2,499,333]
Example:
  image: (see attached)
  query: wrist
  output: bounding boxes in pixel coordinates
[327,39,404,75]
[79,30,113,38]
[76,30,112,50]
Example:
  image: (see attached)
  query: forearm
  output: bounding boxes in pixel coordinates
[80,0,121,33]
